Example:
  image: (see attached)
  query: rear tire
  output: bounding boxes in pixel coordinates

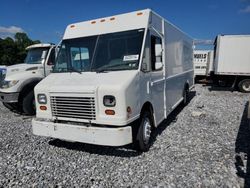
[133,111,153,152]
[183,87,189,105]
[238,79,250,93]
[22,90,36,115]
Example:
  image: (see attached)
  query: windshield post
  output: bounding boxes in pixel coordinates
[90,35,100,71]
[138,28,149,71]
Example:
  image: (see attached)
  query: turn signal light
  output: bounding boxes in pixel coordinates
[40,106,47,111]
[105,110,115,115]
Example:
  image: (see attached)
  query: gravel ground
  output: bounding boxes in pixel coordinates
[0,84,250,187]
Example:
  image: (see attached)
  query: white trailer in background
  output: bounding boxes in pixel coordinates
[212,35,250,92]
[206,50,214,76]
[32,9,194,151]
[193,50,209,79]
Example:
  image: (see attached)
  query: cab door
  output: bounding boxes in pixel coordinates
[149,31,165,126]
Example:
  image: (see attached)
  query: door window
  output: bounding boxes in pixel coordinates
[47,48,55,65]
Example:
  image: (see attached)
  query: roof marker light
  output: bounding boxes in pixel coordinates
[70,25,75,28]
[137,12,143,16]
[110,17,115,21]
[100,19,106,22]
[91,21,96,24]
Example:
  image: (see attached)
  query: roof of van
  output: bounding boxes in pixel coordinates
[63,9,151,40]
[26,43,55,50]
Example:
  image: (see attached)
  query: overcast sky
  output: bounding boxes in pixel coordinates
[0,0,250,46]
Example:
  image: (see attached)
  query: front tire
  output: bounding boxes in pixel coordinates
[238,79,250,93]
[134,111,153,152]
[22,90,36,115]
[2,102,22,113]
[3,102,15,111]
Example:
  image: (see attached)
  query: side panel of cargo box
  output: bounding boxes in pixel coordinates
[214,35,250,76]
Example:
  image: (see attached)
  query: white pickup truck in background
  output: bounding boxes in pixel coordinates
[0,43,56,115]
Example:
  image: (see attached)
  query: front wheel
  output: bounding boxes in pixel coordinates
[22,90,36,115]
[2,102,21,113]
[3,102,16,111]
[238,79,250,93]
[133,111,154,152]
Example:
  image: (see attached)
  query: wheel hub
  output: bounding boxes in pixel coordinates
[143,118,152,144]
[242,81,250,92]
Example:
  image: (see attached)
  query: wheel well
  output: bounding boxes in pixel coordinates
[140,102,155,127]
[237,76,250,83]
[184,82,189,91]
[18,81,40,102]
[182,82,189,97]
[132,102,156,142]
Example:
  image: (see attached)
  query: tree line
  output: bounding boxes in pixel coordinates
[0,33,40,66]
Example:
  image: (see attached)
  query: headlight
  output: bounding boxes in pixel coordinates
[37,94,47,104]
[103,95,116,107]
[1,80,19,89]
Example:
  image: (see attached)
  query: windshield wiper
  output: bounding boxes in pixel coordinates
[95,69,109,73]
[68,67,82,74]
[96,61,137,73]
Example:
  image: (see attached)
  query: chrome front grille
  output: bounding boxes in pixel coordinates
[51,96,96,121]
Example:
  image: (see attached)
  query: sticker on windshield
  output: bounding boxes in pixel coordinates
[123,55,139,61]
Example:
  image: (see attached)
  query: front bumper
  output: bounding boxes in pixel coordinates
[0,92,19,103]
[32,119,133,146]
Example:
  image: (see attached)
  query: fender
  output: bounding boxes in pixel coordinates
[18,77,43,98]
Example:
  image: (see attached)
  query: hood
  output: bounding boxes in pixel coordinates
[37,70,139,93]
[0,66,6,70]
[5,63,43,78]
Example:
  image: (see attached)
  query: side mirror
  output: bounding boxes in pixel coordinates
[155,62,163,70]
[41,51,47,59]
[155,43,163,70]
[155,43,162,57]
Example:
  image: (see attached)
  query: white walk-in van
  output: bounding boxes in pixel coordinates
[32,9,194,151]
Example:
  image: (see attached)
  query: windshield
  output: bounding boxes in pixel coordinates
[25,48,49,64]
[53,29,145,73]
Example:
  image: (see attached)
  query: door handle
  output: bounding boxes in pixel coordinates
[151,78,165,86]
